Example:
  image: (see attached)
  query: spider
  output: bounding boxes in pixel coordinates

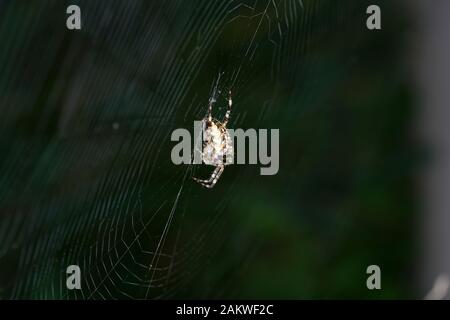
[193,90,233,188]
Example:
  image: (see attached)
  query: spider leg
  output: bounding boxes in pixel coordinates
[193,164,224,188]
[208,93,217,122]
[223,90,232,126]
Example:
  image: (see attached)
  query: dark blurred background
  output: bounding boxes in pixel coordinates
[0,0,446,299]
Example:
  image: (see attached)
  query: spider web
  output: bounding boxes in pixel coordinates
[0,0,385,299]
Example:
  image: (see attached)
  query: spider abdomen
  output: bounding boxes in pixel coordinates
[202,121,233,166]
